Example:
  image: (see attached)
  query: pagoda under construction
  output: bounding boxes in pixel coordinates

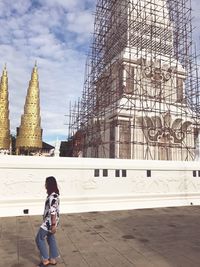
[68,0,200,161]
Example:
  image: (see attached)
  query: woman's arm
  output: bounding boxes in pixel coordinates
[50,214,57,234]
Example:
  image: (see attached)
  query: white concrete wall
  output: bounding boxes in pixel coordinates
[0,156,200,217]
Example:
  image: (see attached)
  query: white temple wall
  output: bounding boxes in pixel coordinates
[1,156,200,217]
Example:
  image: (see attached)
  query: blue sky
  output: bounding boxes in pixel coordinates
[0,0,199,145]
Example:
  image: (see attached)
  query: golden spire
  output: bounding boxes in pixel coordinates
[16,64,42,154]
[0,65,10,150]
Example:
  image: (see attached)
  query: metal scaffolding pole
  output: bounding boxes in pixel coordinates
[67,0,200,160]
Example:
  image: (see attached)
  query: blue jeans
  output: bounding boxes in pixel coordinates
[36,227,59,260]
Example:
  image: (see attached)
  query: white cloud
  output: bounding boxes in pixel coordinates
[66,10,94,34]
[0,0,32,17]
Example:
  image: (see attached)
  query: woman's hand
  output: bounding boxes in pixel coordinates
[50,224,56,234]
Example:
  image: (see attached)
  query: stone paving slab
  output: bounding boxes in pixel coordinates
[1,206,200,266]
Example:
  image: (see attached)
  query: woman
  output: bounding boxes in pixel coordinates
[35,176,60,267]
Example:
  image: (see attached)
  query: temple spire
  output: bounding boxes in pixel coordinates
[0,65,10,150]
[16,64,42,155]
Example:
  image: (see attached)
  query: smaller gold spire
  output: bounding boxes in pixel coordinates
[0,65,10,150]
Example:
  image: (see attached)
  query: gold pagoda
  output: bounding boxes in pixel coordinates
[0,65,10,150]
[16,63,42,155]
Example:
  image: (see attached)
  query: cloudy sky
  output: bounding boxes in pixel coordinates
[0,0,199,144]
[0,0,95,144]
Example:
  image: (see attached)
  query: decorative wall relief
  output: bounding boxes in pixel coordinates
[137,112,192,145]
[143,59,172,84]
[132,179,169,194]
[131,173,200,195]
[69,178,97,192]
[2,171,44,198]
[148,180,170,193]
[178,180,200,193]
[140,58,174,99]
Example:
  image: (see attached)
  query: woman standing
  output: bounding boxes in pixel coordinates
[35,176,60,267]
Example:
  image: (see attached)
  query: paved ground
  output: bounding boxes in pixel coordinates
[1,206,200,267]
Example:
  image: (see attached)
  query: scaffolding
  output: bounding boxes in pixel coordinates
[68,0,200,160]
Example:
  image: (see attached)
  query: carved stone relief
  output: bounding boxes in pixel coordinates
[137,112,192,145]
[143,59,172,84]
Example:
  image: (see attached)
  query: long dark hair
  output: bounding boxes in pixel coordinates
[46,176,60,196]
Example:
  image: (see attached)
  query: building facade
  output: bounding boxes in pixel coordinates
[69,0,200,161]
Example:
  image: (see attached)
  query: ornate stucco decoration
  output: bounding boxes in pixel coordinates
[143,59,172,83]
[137,112,192,144]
